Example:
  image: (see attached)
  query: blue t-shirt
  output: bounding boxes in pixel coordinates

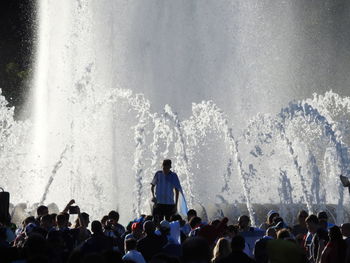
[151,171,181,205]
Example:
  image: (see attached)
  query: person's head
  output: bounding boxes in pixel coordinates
[170,214,182,222]
[162,159,172,174]
[187,209,197,222]
[40,214,52,230]
[108,210,120,224]
[341,223,350,237]
[329,225,343,242]
[24,216,36,227]
[159,220,171,235]
[266,227,277,239]
[212,238,231,261]
[124,238,137,252]
[80,212,90,228]
[182,237,211,263]
[189,216,201,229]
[231,235,245,252]
[297,210,308,225]
[277,229,291,240]
[305,215,319,234]
[317,211,328,222]
[50,214,57,227]
[91,220,103,234]
[266,210,279,225]
[238,215,250,230]
[143,220,156,235]
[56,214,68,229]
[131,222,143,238]
[36,205,49,218]
[101,215,109,227]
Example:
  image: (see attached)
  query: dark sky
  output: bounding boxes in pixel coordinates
[0,1,34,116]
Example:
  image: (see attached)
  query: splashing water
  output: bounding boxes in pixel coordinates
[3,1,350,225]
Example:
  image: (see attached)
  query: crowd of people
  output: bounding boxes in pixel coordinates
[1,159,350,263]
[0,202,350,263]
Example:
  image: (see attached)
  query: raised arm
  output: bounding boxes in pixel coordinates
[62,199,75,214]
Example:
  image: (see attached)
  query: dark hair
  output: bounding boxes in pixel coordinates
[101,215,109,225]
[108,211,120,221]
[189,217,201,229]
[277,229,291,239]
[329,226,343,242]
[162,159,172,167]
[171,214,182,222]
[317,211,328,220]
[187,209,197,218]
[36,205,48,217]
[125,238,137,251]
[24,216,36,225]
[91,221,103,234]
[56,214,67,226]
[231,235,245,251]
[306,215,319,225]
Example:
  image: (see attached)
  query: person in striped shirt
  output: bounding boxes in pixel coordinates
[151,159,182,223]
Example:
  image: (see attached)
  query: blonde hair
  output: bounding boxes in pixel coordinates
[212,238,231,263]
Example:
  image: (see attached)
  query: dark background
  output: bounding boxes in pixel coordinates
[0,1,34,116]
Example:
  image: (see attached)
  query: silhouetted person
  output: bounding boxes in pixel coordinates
[137,220,167,261]
[320,226,346,263]
[217,235,255,263]
[151,159,183,223]
[182,236,211,263]
[123,238,146,263]
[81,220,114,255]
[254,227,276,263]
[292,210,308,237]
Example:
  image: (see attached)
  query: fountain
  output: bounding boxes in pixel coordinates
[2,0,350,225]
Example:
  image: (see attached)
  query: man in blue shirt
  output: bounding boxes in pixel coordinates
[151,159,181,223]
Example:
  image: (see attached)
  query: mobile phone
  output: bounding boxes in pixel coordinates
[68,206,79,214]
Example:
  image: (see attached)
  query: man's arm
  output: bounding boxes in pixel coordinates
[151,184,155,198]
[175,188,179,205]
[62,199,75,214]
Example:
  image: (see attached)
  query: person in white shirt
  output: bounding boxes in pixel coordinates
[151,159,183,223]
[122,238,146,263]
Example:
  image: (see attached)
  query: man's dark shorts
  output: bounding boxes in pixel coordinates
[152,203,176,219]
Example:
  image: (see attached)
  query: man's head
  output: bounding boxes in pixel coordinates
[297,210,308,225]
[56,214,68,229]
[266,227,277,239]
[108,210,120,224]
[277,229,291,240]
[187,209,197,222]
[189,216,202,229]
[305,215,319,234]
[131,222,143,238]
[341,223,350,237]
[162,159,172,174]
[37,205,49,218]
[238,215,250,230]
[91,220,103,234]
[80,212,90,228]
[40,215,52,230]
[317,211,328,222]
[125,238,137,252]
[267,210,279,225]
[159,220,171,235]
[143,220,155,235]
